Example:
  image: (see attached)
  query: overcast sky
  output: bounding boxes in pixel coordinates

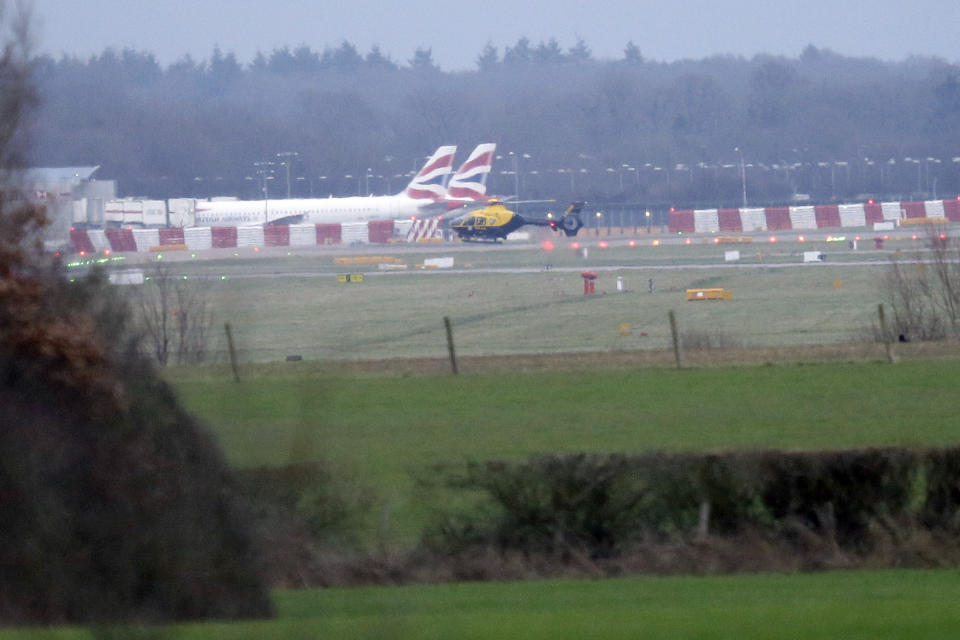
[29,0,960,70]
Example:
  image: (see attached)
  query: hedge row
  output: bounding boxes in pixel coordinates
[425,447,960,558]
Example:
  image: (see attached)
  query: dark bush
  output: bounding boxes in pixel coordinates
[921,446,960,530]
[425,455,662,557]
[757,448,919,548]
[427,448,951,562]
[0,273,273,625]
[235,462,374,547]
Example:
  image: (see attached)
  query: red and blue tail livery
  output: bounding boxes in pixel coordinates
[447,143,496,201]
[405,145,457,201]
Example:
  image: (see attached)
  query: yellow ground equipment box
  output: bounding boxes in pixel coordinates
[899,217,948,226]
[686,288,732,301]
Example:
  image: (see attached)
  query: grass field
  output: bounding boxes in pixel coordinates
[137,237,904,362]
[12,238,957,637]
[163,236,960,544]
[8,569,960,638]
[173,358,960,544]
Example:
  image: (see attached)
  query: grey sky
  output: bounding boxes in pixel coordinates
[29,0,960,70]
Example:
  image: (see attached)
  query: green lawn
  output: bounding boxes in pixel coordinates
[12,243,955,638]
[173,359,960,543]
[10,569,960,639]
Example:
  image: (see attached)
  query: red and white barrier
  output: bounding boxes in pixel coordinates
[67,198,960,254]
[70,219,402,254]
[670,199,960,234]
[406,218,444,242]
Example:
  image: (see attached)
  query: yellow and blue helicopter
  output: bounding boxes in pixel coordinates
[449,201,584,242]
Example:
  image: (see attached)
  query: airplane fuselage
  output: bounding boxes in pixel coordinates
[193,194,437,226]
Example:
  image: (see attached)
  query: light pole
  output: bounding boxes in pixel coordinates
[503,151,530,201]
[734,147,747,207]
[619,164,635,191]
[382,155,394,194]
[254,161,275,222]
[645,209,651,233]
[276,151,298,198]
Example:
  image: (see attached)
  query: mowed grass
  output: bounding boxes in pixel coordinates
[173,359,960,543]
[10,569,960,639]
[194,260,884,361]
[159,242,955,541]
[118,234,922,362]
[13,241,953,638]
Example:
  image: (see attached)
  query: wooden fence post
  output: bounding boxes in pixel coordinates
[669,309,683,369]
[224,322,241,382]
[878,304,897,364]
[444,316,458,375]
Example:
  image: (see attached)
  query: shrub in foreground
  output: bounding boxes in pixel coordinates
[0,273,274,625]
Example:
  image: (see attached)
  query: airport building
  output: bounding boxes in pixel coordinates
[23,166,115,250]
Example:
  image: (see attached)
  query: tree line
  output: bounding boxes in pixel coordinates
[30,39,960,208]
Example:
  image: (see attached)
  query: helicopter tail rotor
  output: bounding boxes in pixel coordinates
[557,201,584,237]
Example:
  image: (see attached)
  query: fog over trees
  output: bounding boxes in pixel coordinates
[29,39,960,208]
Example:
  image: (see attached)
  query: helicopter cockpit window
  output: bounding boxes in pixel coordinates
[464,217,477,226]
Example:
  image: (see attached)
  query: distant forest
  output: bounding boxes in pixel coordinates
[30,38,960,209]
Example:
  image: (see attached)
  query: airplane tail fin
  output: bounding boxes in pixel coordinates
[446,143,496,200]
[404,146,457,201]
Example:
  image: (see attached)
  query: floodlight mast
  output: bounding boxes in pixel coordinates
[735,147,747,207]
[276,151,299,199]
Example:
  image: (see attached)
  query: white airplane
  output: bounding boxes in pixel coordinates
[192,146,457,226]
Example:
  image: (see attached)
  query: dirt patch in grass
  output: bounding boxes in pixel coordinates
[315,340,960,376]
